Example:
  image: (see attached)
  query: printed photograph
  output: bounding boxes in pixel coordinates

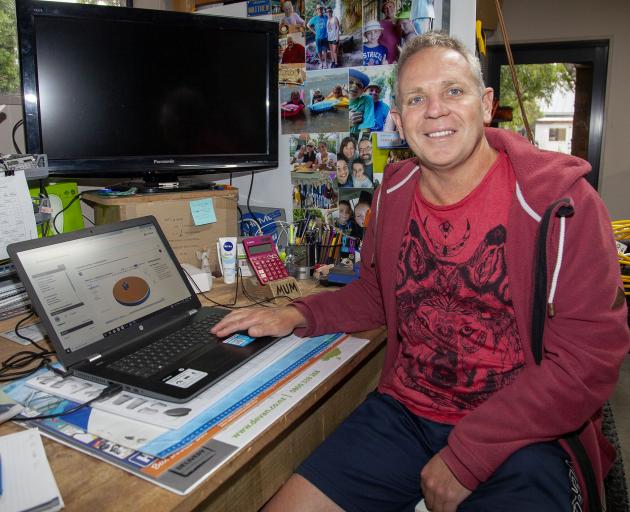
[279,32,306,65]
[282,68,349,134]
[361,0,445,65]
[275,0,307,35]
[304,0,362,70]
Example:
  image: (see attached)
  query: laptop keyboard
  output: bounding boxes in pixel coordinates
[108,311,227,379]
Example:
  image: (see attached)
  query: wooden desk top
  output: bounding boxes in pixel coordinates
[0,278,386,511]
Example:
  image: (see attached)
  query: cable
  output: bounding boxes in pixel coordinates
[12,119,24,154]
[12,383,123,422]
[51,191,84,234]
[181,266,295,309]
[494,0,534,144]
[0,312,55,382]
[246,171,263,233]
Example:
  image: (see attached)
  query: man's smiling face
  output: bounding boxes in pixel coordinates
[392,47,493,174]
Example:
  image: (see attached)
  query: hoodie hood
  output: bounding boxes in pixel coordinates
[381,127,592,218]
[484,127,591,214]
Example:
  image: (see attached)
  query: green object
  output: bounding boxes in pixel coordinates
[29,182,84,237]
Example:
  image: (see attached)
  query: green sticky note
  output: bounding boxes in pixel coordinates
[189,198,217,225]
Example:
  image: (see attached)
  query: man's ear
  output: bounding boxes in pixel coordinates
[390,108,406,140]
[481,87,494,125]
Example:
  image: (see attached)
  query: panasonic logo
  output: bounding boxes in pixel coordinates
[154,159,175,164]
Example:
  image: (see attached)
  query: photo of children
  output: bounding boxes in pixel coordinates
[358,0,444,64]
[348,67,375,135]
[348,65,395,134]
[362,20,387,66]
[280,86,306,132]
[282,68,349,134]
[333,189,373,240]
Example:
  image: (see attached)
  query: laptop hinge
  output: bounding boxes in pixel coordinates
[188,309,198,316]
[87,353,102,363]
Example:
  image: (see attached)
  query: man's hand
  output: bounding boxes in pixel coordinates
[349,110,364,126]
[421,454,471,512]
[210,306,306,339]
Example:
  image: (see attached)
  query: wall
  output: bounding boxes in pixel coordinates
[486,0,630,219]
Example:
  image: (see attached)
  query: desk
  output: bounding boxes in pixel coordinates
[0,279,386,511]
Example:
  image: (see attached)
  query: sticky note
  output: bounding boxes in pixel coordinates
[189,198,216,225]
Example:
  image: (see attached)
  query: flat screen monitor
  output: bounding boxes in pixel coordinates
[16,0,279,189]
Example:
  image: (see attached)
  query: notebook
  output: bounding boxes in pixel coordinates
[7,216,279,403]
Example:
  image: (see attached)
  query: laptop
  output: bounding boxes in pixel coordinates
[7,216,280,403]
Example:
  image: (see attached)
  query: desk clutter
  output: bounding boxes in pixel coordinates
[1,333,370,495]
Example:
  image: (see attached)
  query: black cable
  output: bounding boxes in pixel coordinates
[12,119,24,154]
[180,266,294,309]
[0,312,55,382]
[82,214,95,225]
[12,383,123,422]
[246,171,263,233]
[51,191,84,234]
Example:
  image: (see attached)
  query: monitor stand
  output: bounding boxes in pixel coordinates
[133,173,216,194]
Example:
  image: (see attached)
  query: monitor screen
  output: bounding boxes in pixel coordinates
[16,0,279,180]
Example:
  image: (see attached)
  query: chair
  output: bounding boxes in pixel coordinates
[603,401,630,512]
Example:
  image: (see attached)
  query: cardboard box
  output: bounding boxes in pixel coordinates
[83,189,238,274]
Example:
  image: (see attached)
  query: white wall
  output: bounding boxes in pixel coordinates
[486,0,630,219]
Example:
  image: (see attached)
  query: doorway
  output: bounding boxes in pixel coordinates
[486,41,608,189]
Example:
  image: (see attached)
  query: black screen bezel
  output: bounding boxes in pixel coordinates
[16,0,279,178]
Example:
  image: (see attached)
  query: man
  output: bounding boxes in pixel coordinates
[281,36,305,64]
[366,83,391,131]
[212,33,630,511]
[348,68,375,135]
[358,137,374,181]
[307,5,329,69]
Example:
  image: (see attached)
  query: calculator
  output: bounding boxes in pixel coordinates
[242,235,289,285]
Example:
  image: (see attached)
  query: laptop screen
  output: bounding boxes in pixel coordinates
[15,222,192,353]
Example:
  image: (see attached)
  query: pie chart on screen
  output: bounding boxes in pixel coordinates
[113,276,151,306]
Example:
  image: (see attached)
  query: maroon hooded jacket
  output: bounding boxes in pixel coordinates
[292,127,630,509]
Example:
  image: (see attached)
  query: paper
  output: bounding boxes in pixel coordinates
[1,321,46,346]
[0,170,38,259]
[189,198,216,226]
[0,429,64,511]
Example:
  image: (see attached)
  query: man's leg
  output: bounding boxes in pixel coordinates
[263,474,342,512]
[265,391,451,512]
[460,441,579,512]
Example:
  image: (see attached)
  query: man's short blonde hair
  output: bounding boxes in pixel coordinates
[395,32,485,109]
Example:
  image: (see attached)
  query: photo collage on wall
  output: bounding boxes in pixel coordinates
[252,0,447,247]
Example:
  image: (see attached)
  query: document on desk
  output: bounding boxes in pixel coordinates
[8,333,342,457]
[0,429,64,512]
[3,334,369,495]
[0,170,38,260]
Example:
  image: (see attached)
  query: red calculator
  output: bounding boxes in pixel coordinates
[242,235,289,285]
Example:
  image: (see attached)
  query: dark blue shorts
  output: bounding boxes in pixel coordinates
[315,38,329,53]
[297,391,579,512]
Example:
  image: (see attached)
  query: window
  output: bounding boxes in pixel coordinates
[0,0,129,102]
[549,128,567,142]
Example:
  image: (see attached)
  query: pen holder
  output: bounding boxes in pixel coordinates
[317,243,342,266]
[242,276,302,303]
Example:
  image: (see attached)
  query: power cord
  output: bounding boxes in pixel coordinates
[12,383,123,422]
[51,191,85,234]
[0,312,55,383]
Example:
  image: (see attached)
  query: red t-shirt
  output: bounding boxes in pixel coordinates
[393,151,525,424]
